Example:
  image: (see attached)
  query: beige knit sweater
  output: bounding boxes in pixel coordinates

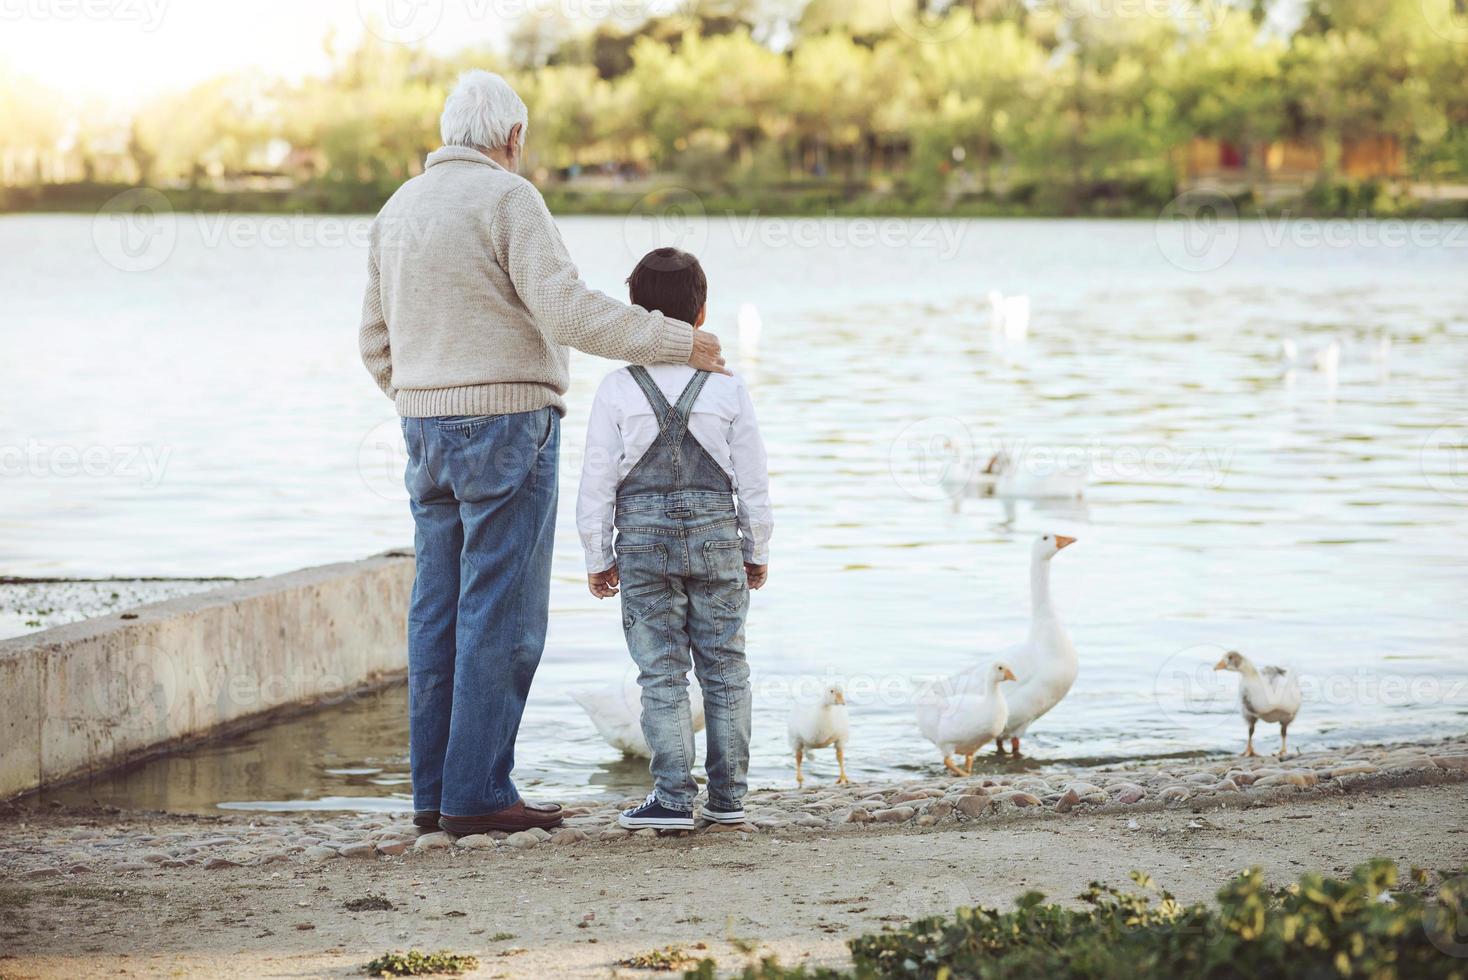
[359,146,694,417]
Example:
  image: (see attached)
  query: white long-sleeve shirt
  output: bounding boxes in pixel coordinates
[576,364,773,574]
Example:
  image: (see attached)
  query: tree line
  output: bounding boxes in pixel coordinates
[2,0,1466,215]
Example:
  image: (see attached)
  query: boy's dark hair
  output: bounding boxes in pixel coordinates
[626,247,707,326]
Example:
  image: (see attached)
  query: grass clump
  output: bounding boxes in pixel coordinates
[363,949,479,977]
[619,944,697,971]
[682,861,1468,979]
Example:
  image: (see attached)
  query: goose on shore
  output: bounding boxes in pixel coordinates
[916,661,1017,776]
[787,683,850,786]
[931,534,1079,759]
[1214,650,1301,757]
[572,675,706,759]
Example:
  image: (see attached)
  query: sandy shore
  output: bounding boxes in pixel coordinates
[2,736,1466,978]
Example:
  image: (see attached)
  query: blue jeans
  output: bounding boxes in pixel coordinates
[615,491,752,812]
[401,408,559,817]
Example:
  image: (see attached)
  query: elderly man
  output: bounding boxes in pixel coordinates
[359,70,725,836]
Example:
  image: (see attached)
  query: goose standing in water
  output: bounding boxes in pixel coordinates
[787,683,851,786]
[1214,650,1301,757]
[916,661,1017,776]
[994,533,1079,755]
[929,535,1078,758]
[572,675,706,759]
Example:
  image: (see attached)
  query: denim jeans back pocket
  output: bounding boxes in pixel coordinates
[617,542,669,629]
[700,538,747,613]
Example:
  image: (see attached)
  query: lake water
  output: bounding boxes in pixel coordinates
[5,211,1468,814]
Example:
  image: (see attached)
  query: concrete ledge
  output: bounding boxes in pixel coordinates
[0,552,413,800]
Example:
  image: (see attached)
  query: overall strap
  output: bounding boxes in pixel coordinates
[626,366,672,428]
[673,371,711,421]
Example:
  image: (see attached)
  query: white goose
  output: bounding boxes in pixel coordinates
[786,682,851,786]
[571,675,705,759]
[916,661,1017,776]
[944,533,1079,757]
[942,451,1086,513]
[737,302,763,362]
[1213,650,1302,757]
[988,290,1030,346]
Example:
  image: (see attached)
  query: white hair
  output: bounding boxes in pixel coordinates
[439,70,528,151]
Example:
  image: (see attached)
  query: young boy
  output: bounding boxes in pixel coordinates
[576,247,773,831]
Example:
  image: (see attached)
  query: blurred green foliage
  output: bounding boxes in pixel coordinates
[2,0,1467,215]
[683,861,1468,979]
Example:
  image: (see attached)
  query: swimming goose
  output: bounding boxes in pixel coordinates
[916,661,1017,776]
[1213,650,1301,757]
[572,675,706,759]
[988,290,1030,346]
[737,302,763,362]
[943,451,1086,512]
[787,683,850,786]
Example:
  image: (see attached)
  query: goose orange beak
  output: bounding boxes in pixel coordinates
[1055,535,1076,550]
[833,691,846,705]
[1002,667,1018,682]
[1213,658,1229,671]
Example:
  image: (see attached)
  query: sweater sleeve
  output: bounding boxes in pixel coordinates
[358,238,397,400]
[491,182,694,365]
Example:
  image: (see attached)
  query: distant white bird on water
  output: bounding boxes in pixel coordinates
[988,290,1030,346]
[787,682,851,786]
[572,675,705,759]
[943,451,1086,511]
[1213,650,1302,758]
[1279,337,1341,380]
[737,302,763,362]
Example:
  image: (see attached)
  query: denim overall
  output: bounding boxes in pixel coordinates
[615,366,752,813]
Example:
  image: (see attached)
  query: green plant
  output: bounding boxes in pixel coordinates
[362,949,479,977]
[683,862,1468,980]
[619,944,697,971]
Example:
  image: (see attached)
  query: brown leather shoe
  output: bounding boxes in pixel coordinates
[440,800,563,835]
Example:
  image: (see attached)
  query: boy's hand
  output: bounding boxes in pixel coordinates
[588,565,620,598]
[744,563,768,590]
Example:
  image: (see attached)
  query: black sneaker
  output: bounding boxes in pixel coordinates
[700,802,747,825]
[413,810,440,831]
[619,793,695,830]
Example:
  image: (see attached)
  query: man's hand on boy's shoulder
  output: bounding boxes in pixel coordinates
[744,563,768,590]
[588,565,620,598]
